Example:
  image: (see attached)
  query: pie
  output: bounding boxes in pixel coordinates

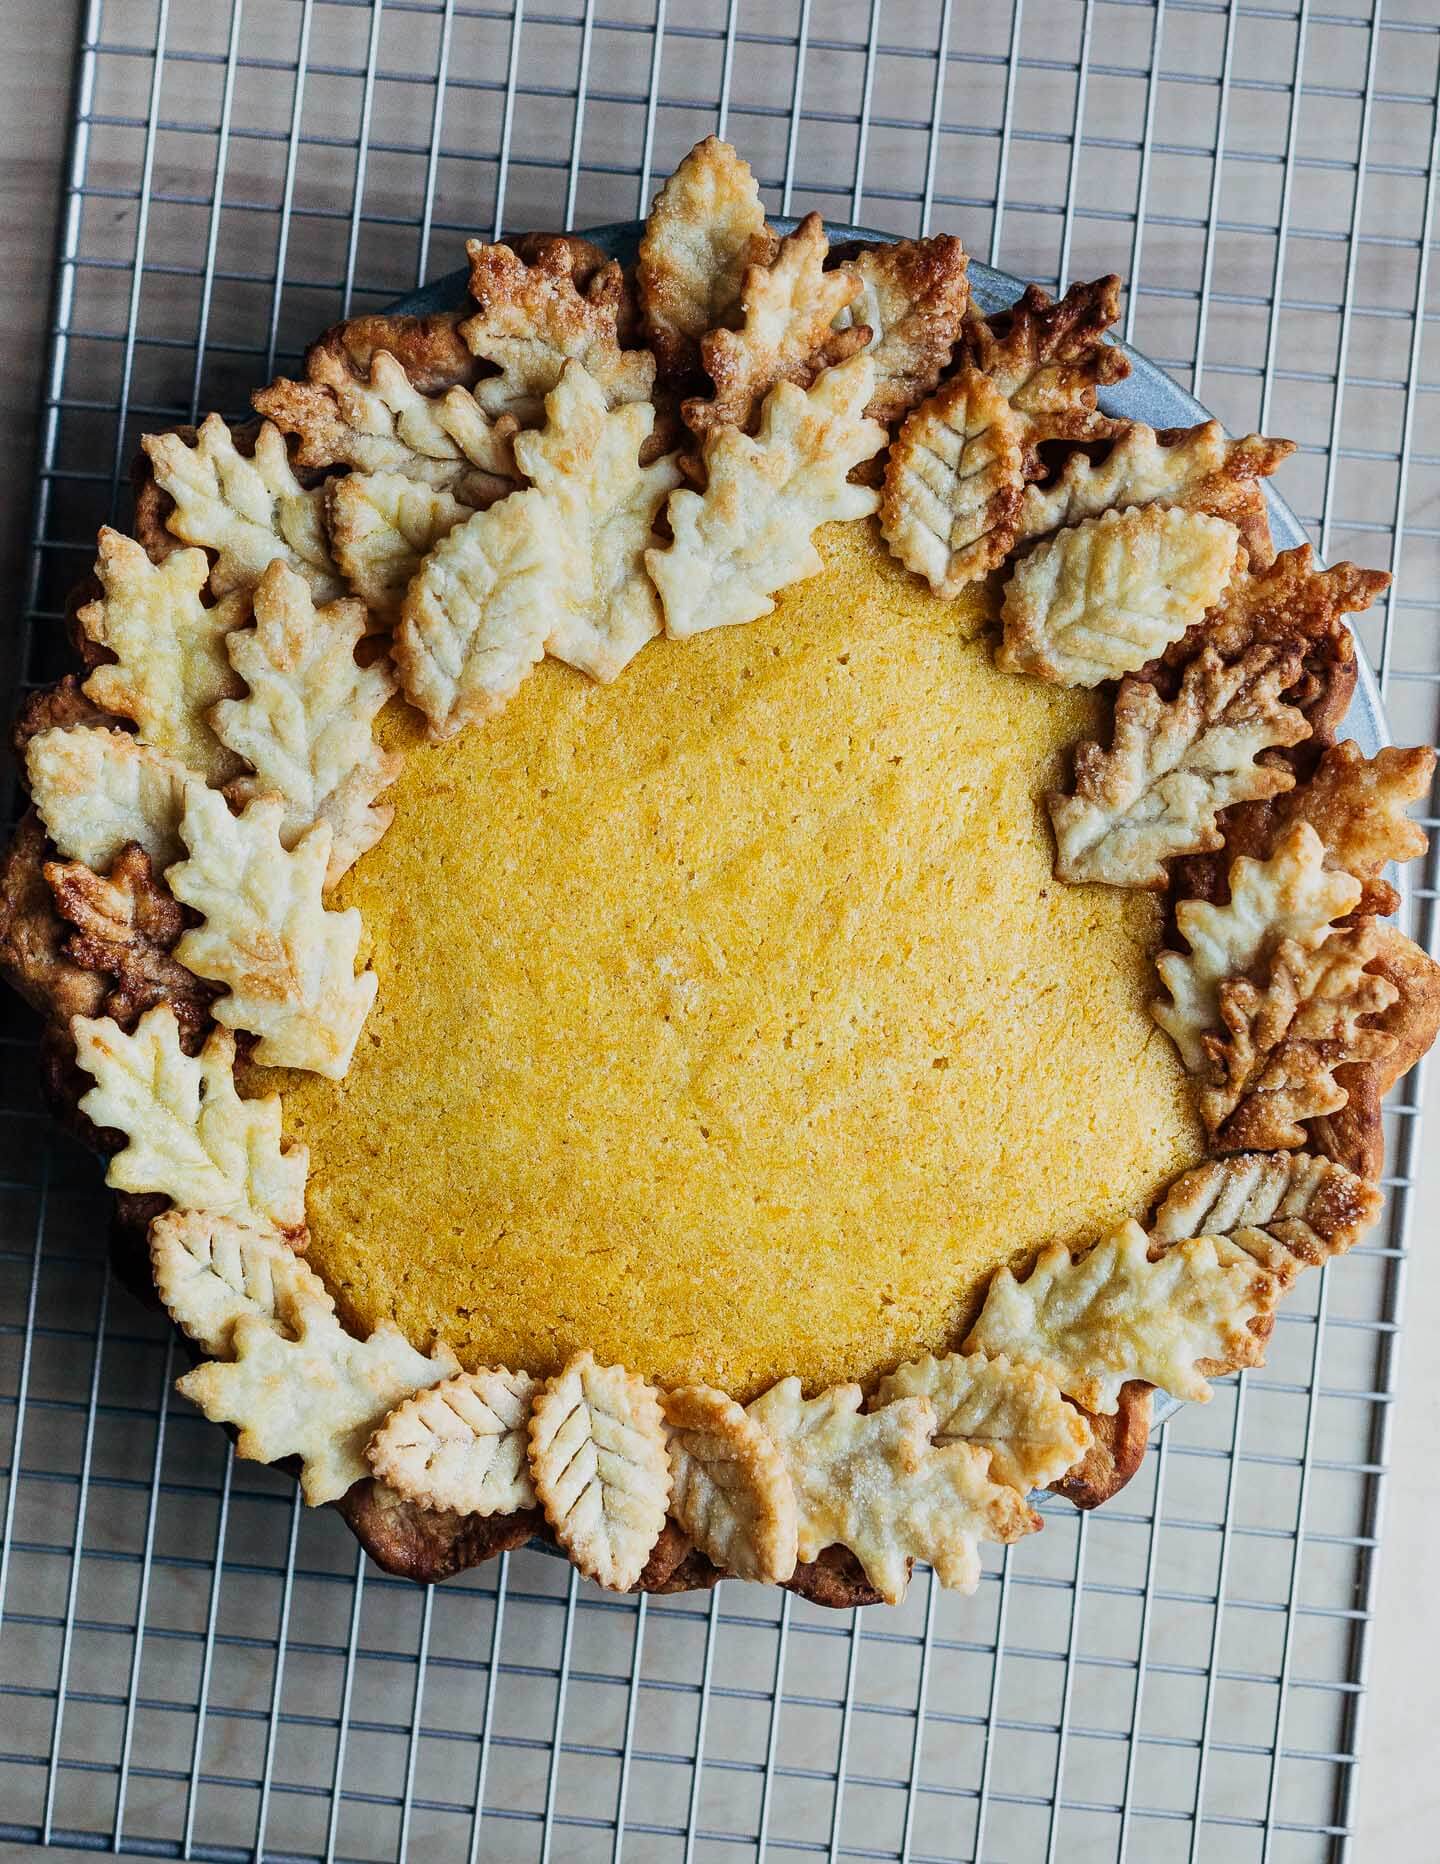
[2,135,1435,1608]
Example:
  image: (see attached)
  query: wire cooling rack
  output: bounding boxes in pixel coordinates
[2,2,1439,1858]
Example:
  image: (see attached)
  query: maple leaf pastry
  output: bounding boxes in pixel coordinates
[3,137,1436,1608]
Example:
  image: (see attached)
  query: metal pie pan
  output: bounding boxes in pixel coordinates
[382,222,1387,1480]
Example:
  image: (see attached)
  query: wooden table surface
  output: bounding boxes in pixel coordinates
[0,5,1436,1859]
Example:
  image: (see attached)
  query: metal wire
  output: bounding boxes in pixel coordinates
[2,3,1437,1859]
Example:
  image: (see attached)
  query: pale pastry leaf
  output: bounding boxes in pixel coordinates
[1154,822,1362,1070]
[963,1222,1280,1412]
[177,1299,459,1505]
[77,528,246,784]
[663,1384,798,1585]
[143,415,344,601]
[327,470,476,619]
[747,1379,1038,1604]
[150,1206,328,1357]
[27,724,190,872]
[71,1004,308,1234]
[879,366,1027,596]
[637,135,774,380]
[367,1367,540,1516]
[1048,642,1310,888]
[647,353,885,639]
[527,1350,671,1591]
[998,504,1241,687]
[211,560,401,886]
[1149,1150,1383,1284]
[875,1351,1091,1493]
[168,785,377,1079]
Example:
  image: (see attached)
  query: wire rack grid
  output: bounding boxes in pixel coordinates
[1,1,1438,1859]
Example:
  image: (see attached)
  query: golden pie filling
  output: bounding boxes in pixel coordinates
[269,521,1204,1399]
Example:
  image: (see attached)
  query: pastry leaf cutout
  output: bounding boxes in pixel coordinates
[72,1004,309,1235]
[637,134,774,380]
[879,367,1027,597]
[1154,822,1361,1070]
[528,1351,672,1592]
[1201,925,1399,1150]
[648,353,885,639]
[835,235,971,424]
[211,560,401,887]
[747,1378,1038,1604]
[143,416,344,601]
[1149,1150,1383,1284]
[998,504,1241,687]
[875,1351,1091,1493]
[663,1384,798,1585]
[178,1299,458,1506]
[26,724,190,873]
[168,785,377,1079]
[963,1221,1280,1413]
[327,470,474,618]
[150,1207,328,1357]
[1048,642,1310,888]
[368,1367,541,1516]
[78,528,246,784]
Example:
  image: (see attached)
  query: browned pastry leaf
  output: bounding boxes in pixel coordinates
[1309,925,1440,1179]
[1049,1382,1153,1510]
[830,235,971,424]
[45,843,217,1045]
[0,810,109,1026]
[685,214,869,438]
[960,276,1129,471]
[1201,923,1399,1151]
[1274,742,1431,918]
[12,674,112,763]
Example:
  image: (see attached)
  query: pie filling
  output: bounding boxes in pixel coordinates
[271,521,1204,1397]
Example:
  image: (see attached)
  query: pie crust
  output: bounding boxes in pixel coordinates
[3,138,1437,1609]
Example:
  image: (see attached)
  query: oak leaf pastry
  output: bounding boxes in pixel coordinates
[1,133,1435,1609]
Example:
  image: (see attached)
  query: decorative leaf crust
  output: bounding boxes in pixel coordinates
[879,368,1027,597]
[462,238,655,424]
[1048,642,1310,888]
[528,1351,671,1591]
[961,276,1128,465]
[27,725,190,875]
[1154,822,1361,1071]
[1263,741,1433,919]
[963,1222,1279,1413]
[327,471,475,619]
[45,843,216,1044]
[177,1299,459,1505]
[1157,545,1380,748]
[875,1351,1091,1492]
[647,353,884,639]
[1017,421,1293,567]
[71,1005,308,1235]
[1200,924,1399,1151]
[168,785,377,1080]
[142,415,344,601]
[833,235,971,424]
[398,364,678,736]
[150,1206,327,1357]
[684,214,868,437]
[1149,1150,1382,1284]
[0,811,112,1028]
[998,504,1241,687]
[211,560,401,887]
[510,363,682,680]
[637,135,775,380]
[367,1367,541,1517]
[747,1378,1038,1603]
[663,1384,799,1585]
[253,342,517,500]
[77,529,246,784]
